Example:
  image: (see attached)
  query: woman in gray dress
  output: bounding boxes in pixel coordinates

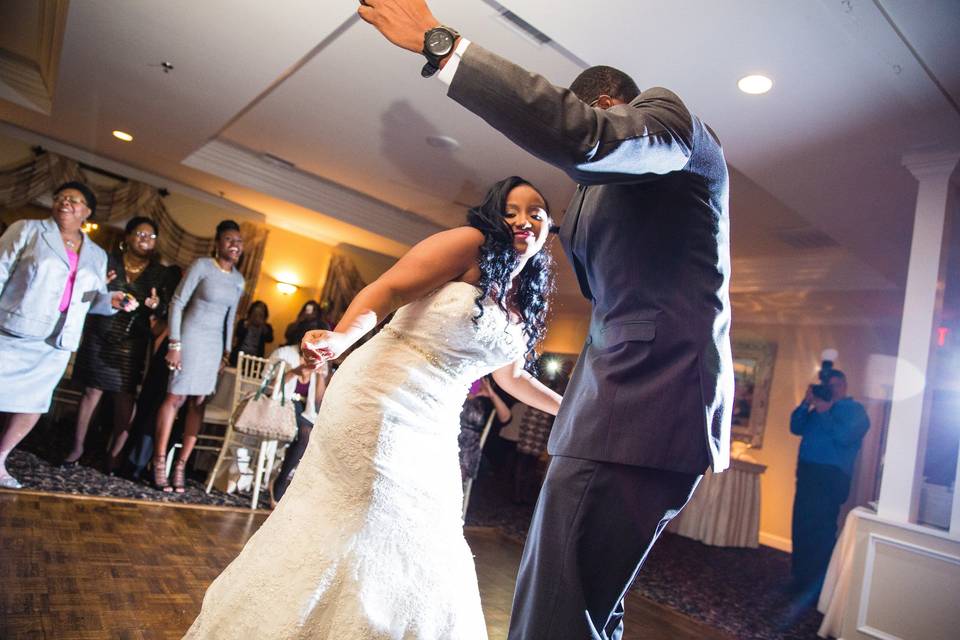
[153,220,244,492]
[0,182,132,489]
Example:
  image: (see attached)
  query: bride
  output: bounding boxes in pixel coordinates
[185,176,562,639]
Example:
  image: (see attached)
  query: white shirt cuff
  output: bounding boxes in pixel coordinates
[436,38,471,86]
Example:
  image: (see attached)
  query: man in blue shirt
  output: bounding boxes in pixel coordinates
[790,369,870,596]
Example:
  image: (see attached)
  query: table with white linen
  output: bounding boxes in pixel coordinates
[668,456,767,548]
[816,506,871,638]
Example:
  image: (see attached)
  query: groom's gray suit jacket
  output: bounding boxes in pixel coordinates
[448,44,733,474]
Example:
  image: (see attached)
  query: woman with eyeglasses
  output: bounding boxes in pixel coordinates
[0,181,133,489]
[153,219,244,493]
[64,216,170,473]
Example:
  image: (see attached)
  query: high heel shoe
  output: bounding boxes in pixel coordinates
[152,456,171,492]
[171,460,187,494]
[101,452,119,477]
[0,474,22,489]
[59,453,82,468]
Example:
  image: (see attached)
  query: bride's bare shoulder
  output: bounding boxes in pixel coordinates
[434,226,484,246]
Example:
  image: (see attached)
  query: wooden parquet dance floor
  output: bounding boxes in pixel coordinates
[0,490,732,639]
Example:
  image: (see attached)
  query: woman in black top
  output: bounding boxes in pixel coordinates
[64,217,168,470]
[120,264,183,481]
[229,300,273,364]
[283,300,322,345]
[458,376,511,485]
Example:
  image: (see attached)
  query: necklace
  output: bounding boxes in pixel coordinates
[213,258,233,274]
[124,255,148,277]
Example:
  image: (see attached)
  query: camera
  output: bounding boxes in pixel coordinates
[809,358,834,403]
[810,383,833,402]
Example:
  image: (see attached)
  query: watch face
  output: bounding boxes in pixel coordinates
[426,30,454,55]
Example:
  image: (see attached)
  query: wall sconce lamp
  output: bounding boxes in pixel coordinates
[276,281,298,295]
[81,222,99,233]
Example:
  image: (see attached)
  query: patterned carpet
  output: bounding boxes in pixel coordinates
[7,421,822,639]
[5,449,271,509]
[6,415,271,509]
[465,464,824,640]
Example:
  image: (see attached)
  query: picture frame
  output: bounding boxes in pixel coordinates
[731,340,778,448]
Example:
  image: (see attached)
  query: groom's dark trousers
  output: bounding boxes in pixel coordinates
[508,457,701,640]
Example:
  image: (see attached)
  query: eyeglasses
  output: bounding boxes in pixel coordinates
[134,231,157,240]
[53,195,87,208]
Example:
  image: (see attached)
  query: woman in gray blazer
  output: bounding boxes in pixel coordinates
[0,182,131,489]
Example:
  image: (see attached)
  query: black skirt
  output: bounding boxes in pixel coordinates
[73,259,168,393]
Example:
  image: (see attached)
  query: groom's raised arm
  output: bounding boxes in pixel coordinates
[447,45,692,185]
[359,0,693,185]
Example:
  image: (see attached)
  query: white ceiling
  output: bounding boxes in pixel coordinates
[1,0,958,322]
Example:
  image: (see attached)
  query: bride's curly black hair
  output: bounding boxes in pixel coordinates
[466,176,555,371]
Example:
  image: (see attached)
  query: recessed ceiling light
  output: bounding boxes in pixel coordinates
[425,135,460,151]
[112,130,134,142]
[738,75,773,95]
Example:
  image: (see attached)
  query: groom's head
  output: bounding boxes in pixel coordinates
[570,65,640,110]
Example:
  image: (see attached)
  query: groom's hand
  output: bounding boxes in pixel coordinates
[357,0,441,54]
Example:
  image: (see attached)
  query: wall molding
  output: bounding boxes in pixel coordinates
[0,121,266,224]
[857,532,960,640]
[0,0,69,114]
[183,139,444,248]
[759,531,792,553]
[731,249,896,294]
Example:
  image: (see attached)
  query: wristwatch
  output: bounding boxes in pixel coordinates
[421,25,459,78]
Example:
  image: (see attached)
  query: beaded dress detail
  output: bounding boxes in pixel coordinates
[185,282,524,639]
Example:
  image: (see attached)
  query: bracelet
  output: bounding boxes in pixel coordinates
[168,342,182,351]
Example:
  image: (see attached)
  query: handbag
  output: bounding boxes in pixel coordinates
[232,361,297,443]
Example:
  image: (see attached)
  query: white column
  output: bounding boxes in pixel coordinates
[877,150,959,525]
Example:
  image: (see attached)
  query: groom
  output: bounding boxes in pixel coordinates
[361,2,733,638]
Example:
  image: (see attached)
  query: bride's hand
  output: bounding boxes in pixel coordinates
[301,330,349,367]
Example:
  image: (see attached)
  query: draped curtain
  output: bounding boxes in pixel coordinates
[317,253,378,362]
[0,150,268,317]
[319,253,367,327]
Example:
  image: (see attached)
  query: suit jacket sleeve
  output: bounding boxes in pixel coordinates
[89,290,117,316]
[447,44,694,185]
[88,251,118,316]
[0,219,30,298]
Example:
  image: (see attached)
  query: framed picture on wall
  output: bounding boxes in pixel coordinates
[731,340,777,448]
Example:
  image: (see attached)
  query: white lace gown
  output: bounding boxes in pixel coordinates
[185,282,524,639]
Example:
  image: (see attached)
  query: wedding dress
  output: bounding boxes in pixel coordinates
[185,281,524,639]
